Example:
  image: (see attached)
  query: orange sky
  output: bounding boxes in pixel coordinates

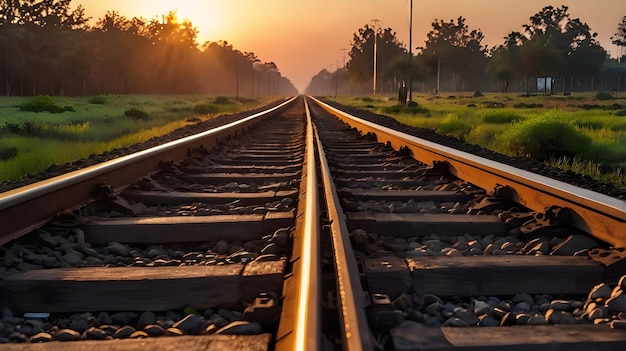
[77,0,626,92]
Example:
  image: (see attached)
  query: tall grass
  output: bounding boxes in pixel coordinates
[0,95,266,182]
[331,93,626,186]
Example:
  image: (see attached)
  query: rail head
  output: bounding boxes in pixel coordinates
[313,109,377,350]
[310,96,626,248]
[0,97,297,244]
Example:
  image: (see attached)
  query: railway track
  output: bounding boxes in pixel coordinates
[1,96,626,350]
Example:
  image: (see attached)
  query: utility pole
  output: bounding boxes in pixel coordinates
[372,19,381,95]
[408,0,413,101]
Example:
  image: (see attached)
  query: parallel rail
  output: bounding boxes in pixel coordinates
[311,96,626,248]
[0,98,296,244]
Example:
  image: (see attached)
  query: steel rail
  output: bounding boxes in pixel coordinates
[275,99,322,350]
[310,96,626,248]
[0,97,297,244]
[313,105,376,350]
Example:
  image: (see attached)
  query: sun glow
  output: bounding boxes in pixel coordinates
[121,0,230,43]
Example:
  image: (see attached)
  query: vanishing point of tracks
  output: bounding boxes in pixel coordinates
[1,96,626,350]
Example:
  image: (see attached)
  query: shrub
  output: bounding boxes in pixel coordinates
[361,97,374,102]
[482,112,525,124]
[88,96,107,105]
[124,107,151,120]
[595,91,614,100]
[213,96,232,104]
[0,145,17,161]
[4,120,45,136]
[19,95,70,113]
[382,105,429,115]
[436,115,471,139]
[616,109,626,117]
[193,103,219,115]
[495,114,591,160]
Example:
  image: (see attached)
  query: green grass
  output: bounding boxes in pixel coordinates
[0,95,267,182]
[331,92,626,186]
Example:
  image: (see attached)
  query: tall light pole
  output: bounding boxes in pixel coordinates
[408,0,413,101]
[372,19,381,95]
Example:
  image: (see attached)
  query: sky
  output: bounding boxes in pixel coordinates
[76,0,626,92]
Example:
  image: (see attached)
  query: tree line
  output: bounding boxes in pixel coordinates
[0,0,298,97]
[305,5,626,96]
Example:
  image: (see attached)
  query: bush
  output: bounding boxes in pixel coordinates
[88,96,107,105]
[193,103,219,115]
[19,95,71,113]
[4,120,45,136]
[595,91,614,100]
[616,109,626,117]
[436,115,471,139]
[382,105,429,115]
[361,97,374,102]
[482,112,525,124]
[0,145,17,161]
[495,114,591,160]
[124,107,151,120]
[213,96,232,104]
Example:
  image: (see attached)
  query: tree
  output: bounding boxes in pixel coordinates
[419,16,487,92]
[485,32,524,92]
[522,5,605,91]
[612,16,626,61]
[345,24,406,93]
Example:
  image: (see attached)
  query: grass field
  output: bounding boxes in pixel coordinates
[330,92,626,186]
[0,95,267,182]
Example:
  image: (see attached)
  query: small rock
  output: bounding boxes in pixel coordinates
[550,234,598,256]
[606,294,626,313]
[96,312,112,325]
[144,324,166,336]
[512,302,531,313]
[68,319,89,333]
[589,283,613,300]
[454,310,479,325]
[113,326,135,339]
[424,301,442,316]
[111,312,138,325]
[172,314,203,333]
[549,300,571,312]
[500,312,517,326]
[546,310,578,324]
[166,327,184,336]
[137,311,156,330]
[106,242,130,257]
[129,330,148,338]
[473,300,492,316]
[54,329,81,341]
[84,327,109,340]
[30,332,53,343]
[443,317,468,327]
[619,275,626,289]
[588,307,608,321]
[215,321,262,335]
[527,314,548,325]
[516,313,530,325]
[512,292,534,306]
[478,315,500,327]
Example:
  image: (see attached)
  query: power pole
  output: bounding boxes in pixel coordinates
[408,0,413,101]
[372,19,381,95]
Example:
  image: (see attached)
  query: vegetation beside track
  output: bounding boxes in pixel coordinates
[330,92,626,186]
[0,95,267,182]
